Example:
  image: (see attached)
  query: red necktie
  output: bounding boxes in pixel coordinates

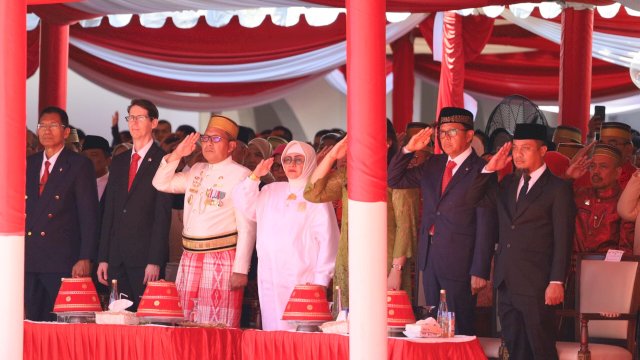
[430,160,457,235]
[39,160,50,195]
[441,160,457,194]
[128,153,141,191]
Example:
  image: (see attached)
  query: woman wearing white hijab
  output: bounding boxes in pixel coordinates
[233,141,339,330]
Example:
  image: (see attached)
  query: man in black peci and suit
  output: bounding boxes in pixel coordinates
[467,123,576,360]
[388,107,496,335]
[25,106,99,321]
[97,99,172,310]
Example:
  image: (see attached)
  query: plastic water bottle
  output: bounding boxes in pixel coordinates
[437,289,449,337]
[108,279,119,307]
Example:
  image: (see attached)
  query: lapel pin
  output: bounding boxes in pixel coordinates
[148,158,152,162]
[59,167,63,172]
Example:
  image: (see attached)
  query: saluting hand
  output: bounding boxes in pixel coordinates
[111,111,119,127]
[252,158,274,178]
[328,135,348,161]
[565,152,592,180]
[404,128,433,153]
[167,132,200,163]
[569,141,596,166]
[485,142,513,172]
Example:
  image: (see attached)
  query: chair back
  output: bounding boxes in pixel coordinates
[576,254,640,340]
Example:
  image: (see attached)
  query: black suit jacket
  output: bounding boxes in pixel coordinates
[25,148,99,273]
[468,168,576,297]
[388,150,497,282]
[98,144,172,267]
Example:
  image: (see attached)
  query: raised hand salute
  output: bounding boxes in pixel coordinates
[166,132,200,163]
[484,142,512,172]
[404,127,433,153]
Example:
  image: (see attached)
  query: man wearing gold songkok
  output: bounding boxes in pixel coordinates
[153,115,255,327]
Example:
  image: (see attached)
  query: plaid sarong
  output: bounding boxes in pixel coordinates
[176,249,243,327]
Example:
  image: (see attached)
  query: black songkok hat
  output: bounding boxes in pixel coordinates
[82,135,111,156]
[438,107,474,129]
[514,123,547,142]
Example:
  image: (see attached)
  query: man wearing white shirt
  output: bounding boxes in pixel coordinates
[97,99,172,310]
[153,115,255,327]
[25,106,99,320]
[467,123,575,360]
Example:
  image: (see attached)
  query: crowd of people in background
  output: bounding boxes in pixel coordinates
[25,99,639,359]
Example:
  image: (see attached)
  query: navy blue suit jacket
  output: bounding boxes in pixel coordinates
[25,148,99,273]
[98,144,172,267]
[388,150,497,282]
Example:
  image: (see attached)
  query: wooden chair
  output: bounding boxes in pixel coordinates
[555,253,639,360]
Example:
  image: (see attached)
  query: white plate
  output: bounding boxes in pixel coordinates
[402,331,441,338]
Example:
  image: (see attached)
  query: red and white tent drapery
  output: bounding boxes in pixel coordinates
[28,13,426,111]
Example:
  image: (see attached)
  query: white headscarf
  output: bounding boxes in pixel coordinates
[282,140,317,191]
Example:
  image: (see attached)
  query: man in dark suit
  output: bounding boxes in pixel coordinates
[25,106,99,321]
[388,107,496,335]
[97,99,172,310]
[468,123,576,360]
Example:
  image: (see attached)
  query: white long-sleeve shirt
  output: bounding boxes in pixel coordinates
[152,156,256,274]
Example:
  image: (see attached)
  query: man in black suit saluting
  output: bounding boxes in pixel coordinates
[25,107,99,320]
[97,99,172,309]
[468,123,575,360]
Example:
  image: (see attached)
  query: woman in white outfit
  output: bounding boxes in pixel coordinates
[233,140,339,330]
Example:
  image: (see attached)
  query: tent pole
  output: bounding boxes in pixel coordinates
[346,0,388,359]
[558,4,594,141]
[38,19,69,111]
[0,1,26,359]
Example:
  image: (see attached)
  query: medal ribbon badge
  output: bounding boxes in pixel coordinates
[205,188,226,207]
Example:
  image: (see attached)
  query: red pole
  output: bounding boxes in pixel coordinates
[346,0,387,358]
[0,0,26,357]
[38,20,69,111]
[558,5,593,142]
[391,33,415,134]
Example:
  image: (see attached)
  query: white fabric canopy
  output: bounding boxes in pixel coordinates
[69,59,327,111]
[68,0,321,13]
[502,11,640,69]
[324,69,394,95]
[68,13,427,83]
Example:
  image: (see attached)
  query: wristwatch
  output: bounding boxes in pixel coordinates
[392,264,403,271]
[249,173,260,181]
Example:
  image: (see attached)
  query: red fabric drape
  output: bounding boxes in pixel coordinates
[391,33,415,134]
[27,25,40,79]
[559,8,594,140]
[415,52,634,101]
[308,0,545,12]
[70,14,347,65]
[240,330,488,360]
[24,322,243,360]
[69,45,313,96]
[436,12,466,114]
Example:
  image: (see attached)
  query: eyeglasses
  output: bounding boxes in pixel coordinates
[282,156,305,166]
[37,123,66,131]
[200,135,227,143]
[602,139,630,147]
[438,128,461,138]
[124,115,151,122]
